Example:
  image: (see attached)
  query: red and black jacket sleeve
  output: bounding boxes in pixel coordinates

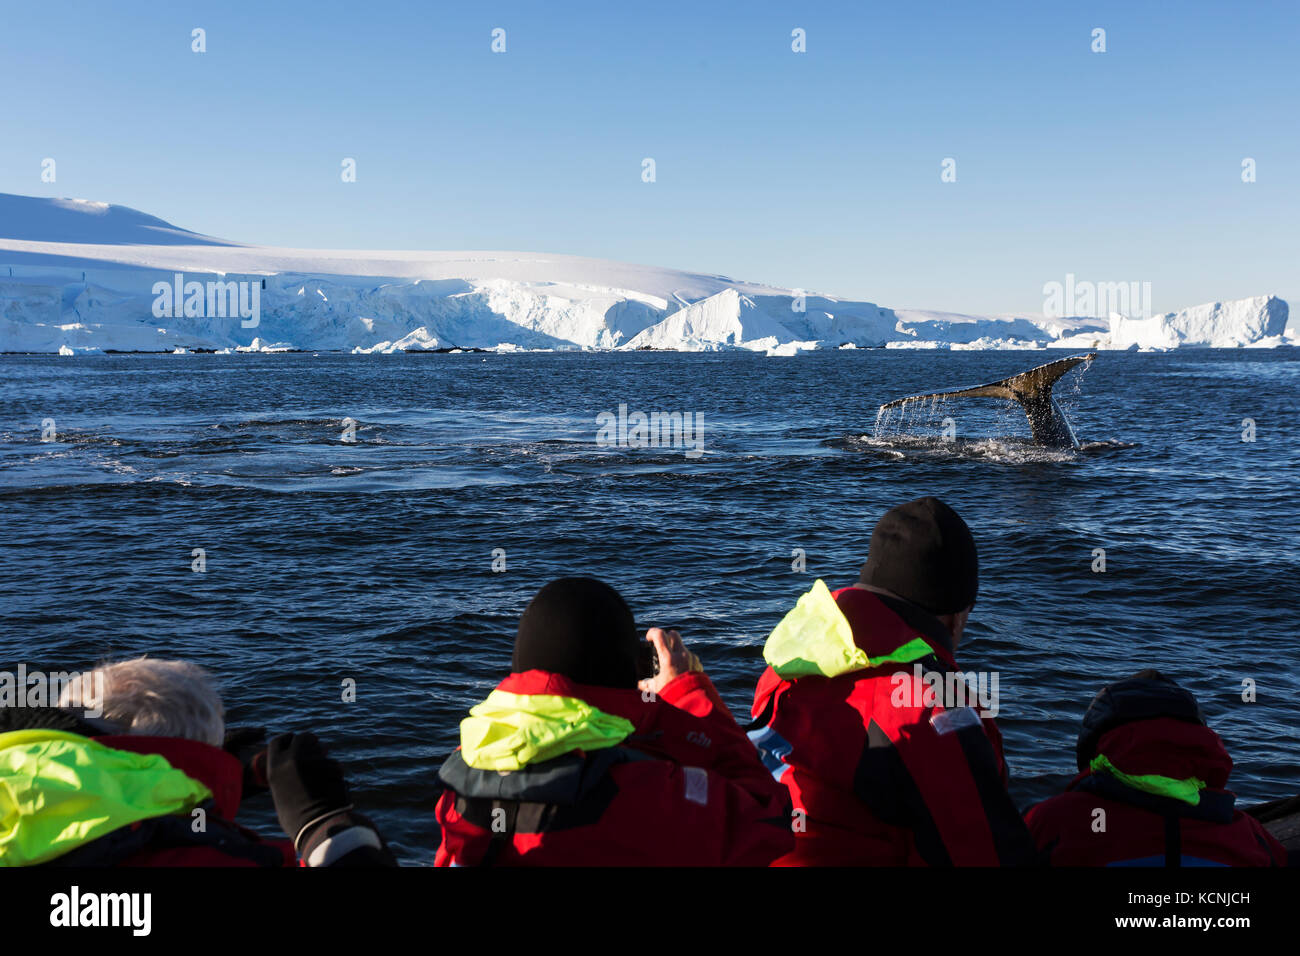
[855,707,1038,866]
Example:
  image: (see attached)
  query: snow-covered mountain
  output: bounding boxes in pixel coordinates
[0,194,1291,353]
[0,193,235,247]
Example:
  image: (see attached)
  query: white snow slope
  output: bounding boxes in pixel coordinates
[0,194,1291,353]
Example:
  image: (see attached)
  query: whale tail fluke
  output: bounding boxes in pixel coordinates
[877,353,1097,449]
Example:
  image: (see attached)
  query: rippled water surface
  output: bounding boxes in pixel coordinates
[2,350,1297,864]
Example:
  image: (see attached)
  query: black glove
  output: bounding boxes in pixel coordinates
[266,732,353,850]
[305,810,399,867]
[222,726,270,799]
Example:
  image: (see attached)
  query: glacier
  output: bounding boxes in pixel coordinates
[0,193,1292,354]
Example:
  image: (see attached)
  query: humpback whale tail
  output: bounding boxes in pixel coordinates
[877,353,1097,449]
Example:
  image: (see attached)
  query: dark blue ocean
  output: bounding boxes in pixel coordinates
[2,350,1297,865]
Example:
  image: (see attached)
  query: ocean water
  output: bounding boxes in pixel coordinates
[2,349,1297,865]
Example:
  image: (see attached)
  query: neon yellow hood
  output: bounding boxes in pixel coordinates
[459,690,636,772]
[0,729,213,867]
[763,579,934,679]
[1090,753,1207,806]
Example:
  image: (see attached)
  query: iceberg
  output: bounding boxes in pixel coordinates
[1108,297,1289,350]
[0,193,1290,354]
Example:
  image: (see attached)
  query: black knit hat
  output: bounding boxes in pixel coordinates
[511,577,640,689]
[1075,669,1206,772]
[858,497,979,616]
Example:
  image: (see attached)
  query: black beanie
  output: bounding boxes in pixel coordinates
[511,577,640,689]
[858,497,978,616]
[1075,669,1205,772]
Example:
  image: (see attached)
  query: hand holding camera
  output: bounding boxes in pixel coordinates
[637,627,702,696]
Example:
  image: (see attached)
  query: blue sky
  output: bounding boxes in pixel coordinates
[3,1,1296,313]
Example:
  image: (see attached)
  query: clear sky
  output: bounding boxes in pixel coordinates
[3,0,1296,314]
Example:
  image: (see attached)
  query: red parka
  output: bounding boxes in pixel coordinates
[37,735,296,867]
[434,669,794,866]
[1025,717,1288,866]
[748,583,1037,866]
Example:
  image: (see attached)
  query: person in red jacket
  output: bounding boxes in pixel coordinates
[1025,670,1288,866]
[748,496,1037,866]
[434,576,794,866]
[0,658,394,867]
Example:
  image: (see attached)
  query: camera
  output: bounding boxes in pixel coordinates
[636,642,660,681]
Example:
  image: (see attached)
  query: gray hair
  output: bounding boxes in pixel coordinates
[60,657,225,746]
